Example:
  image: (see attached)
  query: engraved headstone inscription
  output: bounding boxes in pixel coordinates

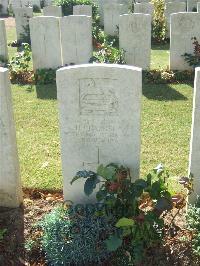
[56,64,142,203]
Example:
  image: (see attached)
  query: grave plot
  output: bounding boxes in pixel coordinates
[1,0,200,265]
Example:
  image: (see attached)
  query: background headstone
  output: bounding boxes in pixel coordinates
[30,16,62,70]
[189,67,200,203]
[60,15,92,65]
[0,19,8,63]
[119,13,151,69]
[0,0,8,15]
[170,12,200,70]
[73,5,92,16]
[197,1,200,11]
[104,3,128,36]
[0,67,22,208]
[9,0,22,11]
[134,3,154,18]
[43,6,62,17]
[165,2,186,38]
[14,7,33,42]
[57,64,142,203]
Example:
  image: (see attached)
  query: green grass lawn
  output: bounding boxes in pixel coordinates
[5,18,194,191]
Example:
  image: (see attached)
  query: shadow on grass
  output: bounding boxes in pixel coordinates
[151,43,170,51]
[35,84,57,100]
[143,83,188,101]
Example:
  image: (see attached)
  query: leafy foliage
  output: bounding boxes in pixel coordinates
[72,164,175,264]
[8,43,34,84]
[34,68,57,85]
[0,229,7,241]
[91,46,125,64]
[183,37,200,68]
[53,0,98,16]
[152,0,167,43]
[40,206,114,265]
[9,43,31,72]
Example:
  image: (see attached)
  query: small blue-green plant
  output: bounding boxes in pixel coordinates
[186,198,200,256]
[40,206,114,265]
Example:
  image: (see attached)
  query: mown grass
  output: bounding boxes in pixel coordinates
[5,18,194,191]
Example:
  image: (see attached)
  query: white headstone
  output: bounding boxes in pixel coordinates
[197,1,200,11]
[170,12,200,70]
[119,13,151,69]
[9,0,22,10]
[14,7,33,42]
[43,0,53,7]
[136,0,150,3]
[60,16,92,65]
[134,3,154,18]
[187,0,198,11]
[189,67,200,203]
[73,5,92,16]
[43,5,62,17]
[0,0,8,15]
[57,64,142,203]
[30,16,62,70]
[0,20,8,63]
[104,3,129,36]
[0,68,22,208]
[165,2,186,38]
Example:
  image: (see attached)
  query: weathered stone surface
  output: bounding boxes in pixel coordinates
[43,6,62,17]
[104,3,128,36]
[0,0,8,15]
[165,2,186,37]
[57,64,142,203]
[134,3,154,18]
[189,67,200,203]
[60,16,92,65]
[170,12,200,70]
[119,13,151,69]
[0,68,22,208]
[0,20,8,63]
[30,16,62,70]
[73,5,92,16]
[14,7,33,42]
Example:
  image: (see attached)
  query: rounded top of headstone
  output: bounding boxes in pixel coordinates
[57,64,142,74]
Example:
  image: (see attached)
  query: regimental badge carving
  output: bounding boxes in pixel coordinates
[79,78,119,115]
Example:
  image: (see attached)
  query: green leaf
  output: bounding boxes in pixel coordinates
[70,175,81,185]
[97,164,116,180]
[115,217,134,228]
[84,176,100,196]
[105,234,122,251]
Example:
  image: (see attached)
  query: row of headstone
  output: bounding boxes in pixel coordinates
[29,13,151,70]
[2,61,200,206]
[0,63,142,206]
[29,16,92,69]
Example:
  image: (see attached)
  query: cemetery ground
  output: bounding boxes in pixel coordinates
[1,18,199,266]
